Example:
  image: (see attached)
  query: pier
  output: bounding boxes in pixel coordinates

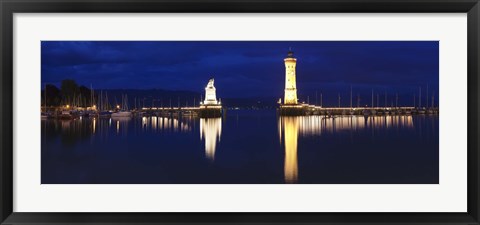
[138,79,223,118]
[139,106,224,118]
[279,104,438,116]
[277,49,439,116]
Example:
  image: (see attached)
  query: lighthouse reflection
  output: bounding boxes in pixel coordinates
[278,115,415,183]
[42,111,438,184]
[200,118,222,161]
[280,117,299,183]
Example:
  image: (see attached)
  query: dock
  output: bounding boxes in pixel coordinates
[140,106,223,118]
[279,104,438,116]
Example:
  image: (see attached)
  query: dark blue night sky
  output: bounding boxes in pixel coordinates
[41,41,438,105]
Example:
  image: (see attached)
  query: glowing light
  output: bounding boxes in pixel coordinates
[116,105,120,109]
[199,105,222,109]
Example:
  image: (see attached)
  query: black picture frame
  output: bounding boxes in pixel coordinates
[1,0,479,224]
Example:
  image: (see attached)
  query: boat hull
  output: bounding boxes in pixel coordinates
[111,112,133,118]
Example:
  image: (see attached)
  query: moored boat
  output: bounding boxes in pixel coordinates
[98,111,112,118]
[58,110,78,120]
[111,94,132,118]
[41,112,50,119]
[111,111,133,118]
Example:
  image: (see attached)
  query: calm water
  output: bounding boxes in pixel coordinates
[41,110,439,184]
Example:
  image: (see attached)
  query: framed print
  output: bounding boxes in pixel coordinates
[1,0,479,224]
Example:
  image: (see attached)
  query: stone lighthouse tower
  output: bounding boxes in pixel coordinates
[284,49,298,105]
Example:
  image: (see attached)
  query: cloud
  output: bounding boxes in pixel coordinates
[41,41,439,98]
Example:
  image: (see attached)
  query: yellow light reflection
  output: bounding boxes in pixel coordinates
[92,118,96,134]
[138,116,193,133]
[142,116,147,129]
[200,118,222,161]
[281,115,414,138]
[173,119,179,131]
[282,117,299,184]
[152,116,157,130]
[277,114,416,183]
[159,117,163,130]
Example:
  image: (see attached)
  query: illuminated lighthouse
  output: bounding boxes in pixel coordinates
[279,48,306,116]
[284,49,298,105]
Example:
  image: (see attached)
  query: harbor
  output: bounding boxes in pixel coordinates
[42,78,224,119]
[42,49,438,119]
[40,41,440,184]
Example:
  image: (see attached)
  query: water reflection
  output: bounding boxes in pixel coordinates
[43,118,94,147]
[141,116,193,132]
[200,118,222,161]
[92,118,96,134]
[112,117,131,135]
[280,115,415,138]
[278,115,416,183]
[42,111,438,184]
[281,117,299,183]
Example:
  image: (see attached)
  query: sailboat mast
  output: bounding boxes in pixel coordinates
[350,86,352,108]
[90,84,93,107]
[426,85,429,108]
[125,94,128,111]
[432,93,435,108]
[384,91,387,108]
[100,90,103,111]
[320,93,323,107]
[396,93,398,108]
[419,87,422,108]
[105,92,109,110]
[44,84,47,112]
[371,89,373,108]
[414,93,416,108]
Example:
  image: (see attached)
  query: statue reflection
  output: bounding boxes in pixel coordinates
[200,118,222,161]
[279,117,299,184]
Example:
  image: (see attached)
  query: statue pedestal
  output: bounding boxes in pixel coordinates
[199,105,223,118]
